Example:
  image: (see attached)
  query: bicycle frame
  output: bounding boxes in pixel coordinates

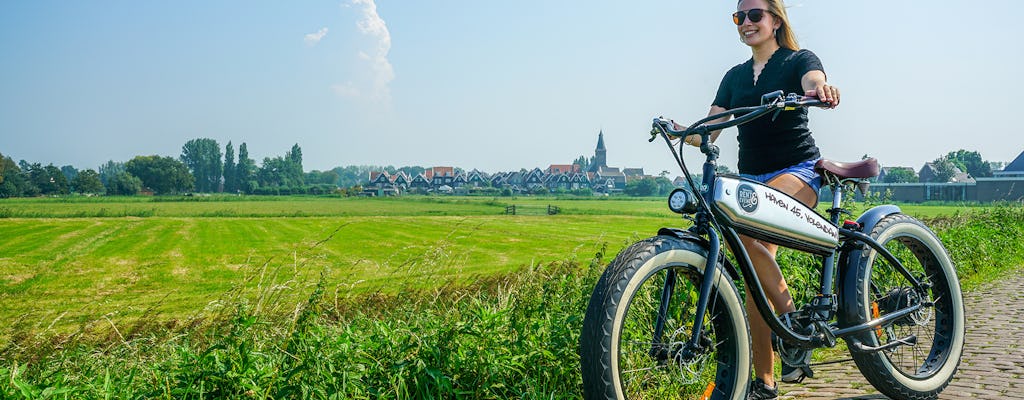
[651,96,931,357]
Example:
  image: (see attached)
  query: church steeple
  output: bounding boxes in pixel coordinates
[590,130,607,172]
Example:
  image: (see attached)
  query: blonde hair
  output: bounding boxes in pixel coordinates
[739,0,799,51]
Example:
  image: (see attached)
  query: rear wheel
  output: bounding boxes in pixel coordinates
[580,236,750,400]
[847,214,965,400]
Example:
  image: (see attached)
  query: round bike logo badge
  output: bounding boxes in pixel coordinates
[737,183,758,213]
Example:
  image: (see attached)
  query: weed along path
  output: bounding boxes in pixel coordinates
[781,272,1024,399]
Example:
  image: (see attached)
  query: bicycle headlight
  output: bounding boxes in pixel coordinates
[668,188,699,214]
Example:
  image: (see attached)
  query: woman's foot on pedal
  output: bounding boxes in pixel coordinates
[780,362,813,383]
[747,378,778,400]
[774,312,815,383]
[780,348,814,383]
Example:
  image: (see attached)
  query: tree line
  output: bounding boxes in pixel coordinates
[0,145,1006,198]
[0,138,445,198]
[872,150,997,183]
[2,140,324,197]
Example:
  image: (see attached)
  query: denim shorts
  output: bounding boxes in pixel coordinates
[739,158,823,193]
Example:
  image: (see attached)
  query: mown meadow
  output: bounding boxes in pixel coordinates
[1,195,1021,399]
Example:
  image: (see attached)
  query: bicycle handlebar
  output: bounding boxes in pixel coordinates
[652,91,827,139]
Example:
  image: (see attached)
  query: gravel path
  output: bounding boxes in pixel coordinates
[779,273,1024,399]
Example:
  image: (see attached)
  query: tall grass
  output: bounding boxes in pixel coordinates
[0,205,1021,399]
[0,226,617,399]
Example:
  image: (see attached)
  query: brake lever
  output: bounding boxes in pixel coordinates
[650,117,674,142]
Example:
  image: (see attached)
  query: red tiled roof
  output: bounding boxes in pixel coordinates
[547,164,578,174]
[431,166,454,177]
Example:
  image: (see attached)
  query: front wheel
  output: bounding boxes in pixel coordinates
[580,236,751,400]
[846,214,966,400]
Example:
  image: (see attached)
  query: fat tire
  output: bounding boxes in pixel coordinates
[847,214,965,400]
[580,236,751,400]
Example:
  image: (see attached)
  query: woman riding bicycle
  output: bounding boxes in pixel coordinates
[674,1,840,398]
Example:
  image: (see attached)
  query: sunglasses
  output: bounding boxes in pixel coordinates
[732,8,769,25]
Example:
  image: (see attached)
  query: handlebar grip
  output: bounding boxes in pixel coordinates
[788,97,828,108]
[760,90,784,105]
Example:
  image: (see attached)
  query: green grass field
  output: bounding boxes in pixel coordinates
[1,195,1021,399]
[0,194,987,342]
[1,196,685,341]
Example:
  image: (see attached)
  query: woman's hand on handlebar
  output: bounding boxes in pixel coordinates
[667,122,700,147]
[801,70,839,108]
[670,121,701,146]
[806,86,839,108]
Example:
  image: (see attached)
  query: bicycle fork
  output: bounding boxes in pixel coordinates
[649,229,722,363]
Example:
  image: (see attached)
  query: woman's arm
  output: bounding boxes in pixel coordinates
[673,105,730,146]
[801,70,839,108]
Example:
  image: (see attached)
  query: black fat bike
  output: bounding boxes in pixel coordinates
[579,91,965,400]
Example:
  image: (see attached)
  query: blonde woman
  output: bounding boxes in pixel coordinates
[676,0,840,398]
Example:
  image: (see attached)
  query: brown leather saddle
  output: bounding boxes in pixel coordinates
[814,158,880,180]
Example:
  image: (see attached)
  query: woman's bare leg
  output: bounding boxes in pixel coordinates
[743,173,819,386]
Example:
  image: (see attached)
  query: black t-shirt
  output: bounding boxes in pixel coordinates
[712,48,824,175]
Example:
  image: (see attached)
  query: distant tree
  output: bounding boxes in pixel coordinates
[332,166,360,188]
[71,169,105,194]
[0,155,33,197]
[883,168,918,183]
[945,150,993,178]
[258,146,308,189]
[223,141,237,193]
[258,156,294,188]
[306,170,339,185]
[286,144,304,186]
[928,158,958,183]
[26,164,69,195]
[331,165,391,187]
[398,166,425,179]
[654,176,674,196]
[25,163,49,194]
[45,165,70,195]
[98,160,125,185]
[181,138,223,192]
[60,165,79,183]
[106,172,142,195]
[625,177,659,197]
[125,155,194,194]
[574,155,590,171]
[236,143,256,194]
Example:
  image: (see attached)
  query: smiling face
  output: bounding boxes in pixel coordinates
[736,0,782,48]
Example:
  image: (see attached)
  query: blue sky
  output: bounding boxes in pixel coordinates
[1,1,1021,176]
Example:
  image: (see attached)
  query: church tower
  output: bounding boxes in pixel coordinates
[589,130,607,172]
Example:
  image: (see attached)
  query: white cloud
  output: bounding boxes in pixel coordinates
[349,0,394,103]
[304,27,329,45]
